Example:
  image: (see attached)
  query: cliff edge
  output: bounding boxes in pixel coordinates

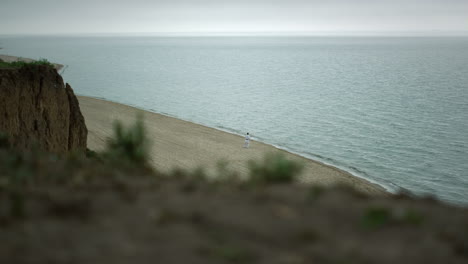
[0,65,87,152]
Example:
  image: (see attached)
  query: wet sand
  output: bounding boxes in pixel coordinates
[78,96,388,195]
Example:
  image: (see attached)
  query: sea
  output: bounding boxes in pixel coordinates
[1,35,467,206]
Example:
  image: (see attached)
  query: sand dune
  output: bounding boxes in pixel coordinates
[78,96,387,195]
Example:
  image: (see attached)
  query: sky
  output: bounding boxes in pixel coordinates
[0,0,467,35]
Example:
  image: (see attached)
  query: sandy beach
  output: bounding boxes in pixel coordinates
[78,96,387,195]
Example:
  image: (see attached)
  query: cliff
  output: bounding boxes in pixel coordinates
[0,65,87,152]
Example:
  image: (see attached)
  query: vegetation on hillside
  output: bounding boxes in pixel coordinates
[1,119,467,264]
[104,116,150,165]
[0,58,54,68]
[248,153,304,184]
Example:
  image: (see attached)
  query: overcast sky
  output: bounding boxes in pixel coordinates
[1,0,467,35]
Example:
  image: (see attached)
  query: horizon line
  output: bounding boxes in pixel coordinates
[2,31,468,37]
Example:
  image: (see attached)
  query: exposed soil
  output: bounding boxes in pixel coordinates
[0,66,87,153]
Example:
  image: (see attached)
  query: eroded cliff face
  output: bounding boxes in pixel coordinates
[0,65,87,152]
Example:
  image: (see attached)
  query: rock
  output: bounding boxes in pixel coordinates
[0,65,87,153]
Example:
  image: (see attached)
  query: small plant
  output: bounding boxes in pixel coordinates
[9,190,25,218]
[104,115,150,165]
[307,185,325,201]
[85,148,99,159]
[294,228,320,243]
[198,244,257,263]
[215,159,240,183]
[248,153,303,184]
[154,208,181,226]
[0,132,10,149]
[7,168,31,218]
[402,209,424,226]
[362,206,391,230]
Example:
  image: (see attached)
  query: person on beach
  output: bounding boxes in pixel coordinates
[243,132,251,148]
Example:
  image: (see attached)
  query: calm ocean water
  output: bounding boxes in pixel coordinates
[1,36,467,205]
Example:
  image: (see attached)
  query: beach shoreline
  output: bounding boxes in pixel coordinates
[0,54,388,196]
[78,95,389,196]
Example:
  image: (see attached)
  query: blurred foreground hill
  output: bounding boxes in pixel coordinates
[0,64,467,264]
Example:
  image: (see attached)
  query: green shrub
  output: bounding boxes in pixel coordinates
[248,153,303,184]
[104,115,150,165]
[402,208,425,226]
[85,148,99,159]
[215,159,240,183]
[307,185,325,201]
[362,206,391,229]
[0,132,10,149]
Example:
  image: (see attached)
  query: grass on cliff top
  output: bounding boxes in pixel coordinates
[0,58,54,69]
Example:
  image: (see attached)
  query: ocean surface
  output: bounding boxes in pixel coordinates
[1,36,467,205]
